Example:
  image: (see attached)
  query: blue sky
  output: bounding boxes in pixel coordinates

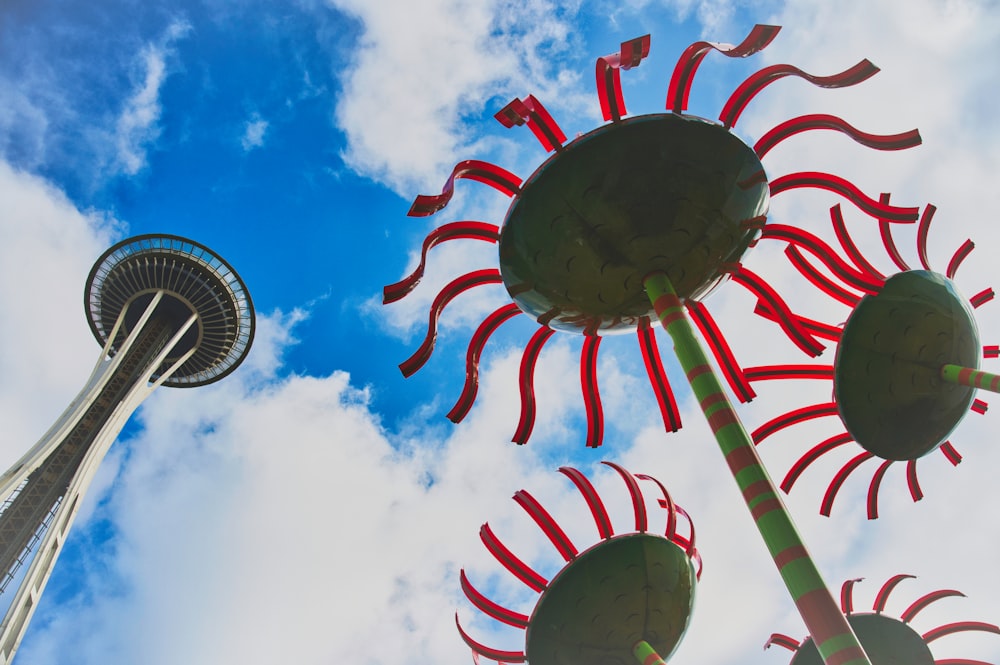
[1,1,999,664]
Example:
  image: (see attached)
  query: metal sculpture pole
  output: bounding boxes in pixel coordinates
[644,272,871,665]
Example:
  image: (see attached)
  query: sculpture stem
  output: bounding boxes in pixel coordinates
[940,364,1000,393]
[643,272,872,665]
[632,640,666,665]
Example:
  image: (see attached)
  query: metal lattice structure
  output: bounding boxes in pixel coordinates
[0,234,254,664]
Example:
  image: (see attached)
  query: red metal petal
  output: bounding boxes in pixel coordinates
[602,461,647,533]
[873,574,916,613]
[754,113,921,159]
[971,399,988,415]
[596,34,650,122]
[754,301,843,342]
[383,221,500,304]
[399,269,502,377]
[448,303,523,423]
[878,196,912,271]
[720,59,879,128]
[971,289,995,308]
[480,523,548,592]
[769,172,920,222]
[831,204,886,281]
[820,451,875,517]
[637,318,682,432]
[940,442,963,466]
[916,204,937,271]
[764,633,802,651]
[867,459,894,520]
[686,301,755,402]
[946,239,975,279]
[460,570,530,628]
[906,460,924,502]
[495,95,567,152]
[901,589,966,624]
[785,245,862,308]
[733,268,826,357]
[558,466,614,539]
[841,578,864,614]
[512,326,556,444]
[743,364,834,383]
[752,402,839,445]
[581,335,604,448]
[668,24,781,114]
[513,489,578,562]
[781,432,854,493]
[760,223,883,293]
[455,613,527,663]
[408,160,522,217]
[634,474,677,543]
[922,622,1000,644]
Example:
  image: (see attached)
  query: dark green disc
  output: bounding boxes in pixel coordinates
[835,270,979,460]
[525,533,696,665]
[790,613,934,665]
[499,113,768,334]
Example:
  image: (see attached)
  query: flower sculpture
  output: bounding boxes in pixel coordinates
[456,462,699,665]
[765,575,1000,664]
[732,203,998,518]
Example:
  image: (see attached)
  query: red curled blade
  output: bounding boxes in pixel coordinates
[720,59,879,128]
[513,489,578,562]
[480,523,548,592]
[873,574,916,613]
[866,459,894,520]
[781,432,853,493]
[754,113,921,158]
[637,318,682,432]
[596,34,650,122]
[769,172,920,223]
[602,461,647,532]
[448,303,523,423]
[667,24,781,113]
[760,223,883,293]
[383,221,500,304]
[785,245,862,308]
[922,622,1000,644]
[744,364,834,383]
[686,300,756,402]
[946,239,975,279]
[820,451,875,516]
[831,204,886,282]
[408,160,521,217]
[558,466,614,539]
[841,578,864,614]
[752,402,839,445]
[495,95,567,152]
[733,268,826,357]
[398,268,501,378]
[459,570,530,628]
[581,335,604,448]
[512,326,556,444]
[901,589,966,624]
[456,614,527,663]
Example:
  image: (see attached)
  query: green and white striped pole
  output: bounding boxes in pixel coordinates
[643,272,872,665]
[940,364,1000,393]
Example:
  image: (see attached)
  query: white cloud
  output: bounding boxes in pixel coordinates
[240,114,270,152]
[113,20,191,176]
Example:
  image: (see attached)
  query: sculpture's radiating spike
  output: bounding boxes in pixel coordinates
[514,489,580,562]
[867,459,894,520]
[495,95,567,152]
[752,402,839,445]
[601,461,647,532]
[460,570,530,628]
[940,442,963,465]
[781,432,854,493]
[760,223,883,293]
[667,24,781,114]
[399,269,502,377]
[906,460,923,502]
[946,239,975,279]
[744,364,834,383]
[971,288,995,308]
[408,160,521,217]
[512,326,556,444]
[734,268,826,356]
[635,473,677,543]
[971,399,988,414]
[671,504,702,578]
[901,589,966,624]
[596,34,650,122]
[764,633,802,652]
[456,614,527,663]
[448,303,523,423]
[720,59,879,128]
[831,204,886,281]
[820,451,875,516]
[878,194,912,271]
[841,578,864,614]
[383,221,500,303]
[754,113,921,158]
[786,245,863,307]
[922,622,1000,644]
[558,466,614,539]
[581,335,604,448]
[916,204,938,271]
[754,301,844,342]
[686,300,756,402]
[873,574,916,613]
[637,318,682,432]
[770,172,920,222]
[480,523,548,592]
